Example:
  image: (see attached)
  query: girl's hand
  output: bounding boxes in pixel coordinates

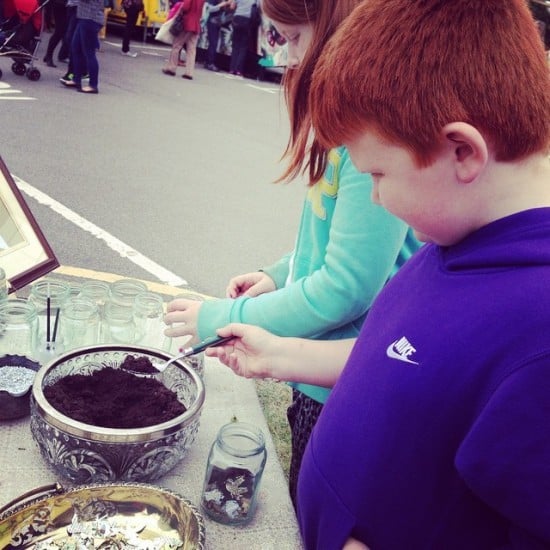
[226,271,276,298]
[205,323,281,379]
[164,298,203,343]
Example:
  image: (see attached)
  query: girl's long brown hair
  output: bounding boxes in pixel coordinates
[262,0,360,185]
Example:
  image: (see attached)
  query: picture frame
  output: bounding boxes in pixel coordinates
[0,156,59,293]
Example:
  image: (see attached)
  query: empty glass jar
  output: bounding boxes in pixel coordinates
[102,301,136,344]
[0,299,38,357]
[60,297,100,351]
[201,422,267,525]
[132,292,168,349]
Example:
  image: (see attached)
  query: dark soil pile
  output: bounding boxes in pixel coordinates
[120,354,159,374]
[43,367,186,428]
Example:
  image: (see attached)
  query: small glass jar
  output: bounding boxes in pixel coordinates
[132,292,169,349]
[109,279,148,308]
[201,422,267,525]
[60,297,100,351]
[0,267,8,302]
[28,280,71,347]
[0,299,38,357]
[102,301,136,344]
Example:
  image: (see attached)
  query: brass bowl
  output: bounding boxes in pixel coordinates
[30,345,205,485]
[0,482,205,549]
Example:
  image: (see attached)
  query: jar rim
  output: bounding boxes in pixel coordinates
[216,421,265,457]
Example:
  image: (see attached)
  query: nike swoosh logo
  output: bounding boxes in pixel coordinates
[386,341,419,364]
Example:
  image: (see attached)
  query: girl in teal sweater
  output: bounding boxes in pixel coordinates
[164,0,421,506]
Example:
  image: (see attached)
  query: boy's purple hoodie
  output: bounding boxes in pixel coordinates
[298,208,550,549]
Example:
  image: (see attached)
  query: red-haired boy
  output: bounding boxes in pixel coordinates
[296,0,550,548]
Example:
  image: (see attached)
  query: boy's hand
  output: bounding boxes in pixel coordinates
[205,323,279,379]
[164,298,202,343]
[226,271,276,298]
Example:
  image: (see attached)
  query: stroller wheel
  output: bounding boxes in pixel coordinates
[26,67,40,81]
[12,62,26,76]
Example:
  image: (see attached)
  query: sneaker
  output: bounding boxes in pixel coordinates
[122,51,138,57]
[59,73,74,85]
[205,63,219,72]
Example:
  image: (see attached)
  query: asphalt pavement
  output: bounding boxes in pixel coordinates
[1,27,306,297]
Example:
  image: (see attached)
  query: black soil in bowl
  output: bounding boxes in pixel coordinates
[43,366,186,429]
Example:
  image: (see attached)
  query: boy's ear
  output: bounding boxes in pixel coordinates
[442,122,489,184]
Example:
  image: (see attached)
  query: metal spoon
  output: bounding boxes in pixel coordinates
[124,335,234,377]
[158,335,234,373]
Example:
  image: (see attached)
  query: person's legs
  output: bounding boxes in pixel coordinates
[71,19,85,87]
[231,16,250,74]
[122,5,140,53]
[164,29,186,72]
[182,32,198,78]
[206,20,220,68]
[77,19,101,90]
[286,389,323,509]
[59,5,77,62]
[44,3,67,65]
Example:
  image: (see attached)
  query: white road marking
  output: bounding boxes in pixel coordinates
[0,81,36,99]
[13,175,188,287]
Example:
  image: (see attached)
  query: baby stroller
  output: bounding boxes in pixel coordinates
[0,0,50,81]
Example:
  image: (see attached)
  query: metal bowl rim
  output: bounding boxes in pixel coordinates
[31,345,205,439]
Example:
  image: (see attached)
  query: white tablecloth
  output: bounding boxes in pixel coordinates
[0,357,303,550]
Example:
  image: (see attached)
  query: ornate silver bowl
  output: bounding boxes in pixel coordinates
[30,345,205,485]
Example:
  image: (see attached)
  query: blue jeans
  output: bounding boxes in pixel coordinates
[206,20,221,65]
[229,15,250,74]
[71,19,101,88]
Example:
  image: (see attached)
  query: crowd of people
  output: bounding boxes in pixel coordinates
[36,0,263,87]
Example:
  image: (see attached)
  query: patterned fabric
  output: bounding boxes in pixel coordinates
[286,389,323,508]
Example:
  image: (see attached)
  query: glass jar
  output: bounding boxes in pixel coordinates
[78,281,110,313]
[201,422,267,525]
[60,297,100,351]
[109,279,147,308]
[0,267,8,302]
[78,281,111,340]
[132,292,168,349]
[0,299,38,357]
[28,280,71,347]
[102,301,136,344]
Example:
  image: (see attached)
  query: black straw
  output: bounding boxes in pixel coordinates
[46,296,51,342]
[52,307,60,343]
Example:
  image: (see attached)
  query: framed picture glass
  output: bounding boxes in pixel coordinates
[0,156,59,292]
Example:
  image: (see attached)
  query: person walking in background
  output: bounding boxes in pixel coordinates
[203,0,233,71]
[162,0,205,79]
[43,0,68,67]
[97,0,111,40]
[228,0,255,77]
[59,0,90,85]
[68,0,103,93]
[57,0,77,64]
[164,0,421,508]
[120,0,143,56]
